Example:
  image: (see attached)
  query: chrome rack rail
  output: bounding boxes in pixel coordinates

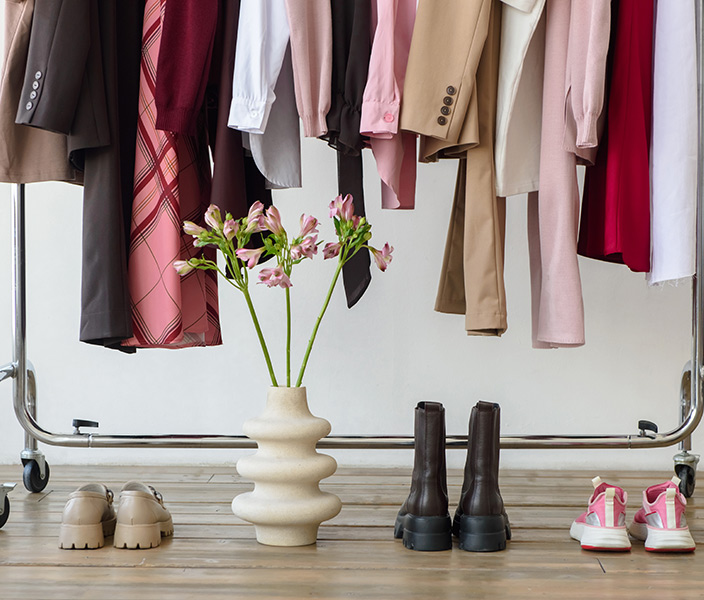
[3,1,704,500]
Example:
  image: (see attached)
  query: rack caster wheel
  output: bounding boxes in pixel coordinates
[0,484,14,528]
[0,496,9,529]
[23,460,50,493]
[675,464,696,498]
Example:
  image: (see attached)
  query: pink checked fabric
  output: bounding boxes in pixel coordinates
[123,0,221,349]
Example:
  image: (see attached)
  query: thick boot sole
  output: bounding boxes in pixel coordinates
[453,510,512,541]
[394,513,405,539]
[401,514,452,552]
[458,514,507,552]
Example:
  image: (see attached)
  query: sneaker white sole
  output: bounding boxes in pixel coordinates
[570,521,631,551]
[629,521,695,552]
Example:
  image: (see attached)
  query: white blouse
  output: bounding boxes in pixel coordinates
[648,0,697,285]
[494,0,546,198]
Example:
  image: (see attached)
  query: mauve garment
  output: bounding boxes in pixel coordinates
[578,0,654,273]
[360,0,417,210]
[284,0,332,137]
[534,0,610,348]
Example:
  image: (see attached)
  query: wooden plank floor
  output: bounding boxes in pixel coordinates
[0,465,703,599]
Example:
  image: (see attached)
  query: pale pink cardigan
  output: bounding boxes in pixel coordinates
[360,0,418,209]
[284,0,332,137]
[533,0,610,348]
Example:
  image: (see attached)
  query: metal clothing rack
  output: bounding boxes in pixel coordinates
[1,1,704,527]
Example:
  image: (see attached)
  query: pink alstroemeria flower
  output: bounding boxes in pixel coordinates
[258,266,292,288]
[264,205,285,236]
[173,259,195,275]
[235,247,265,269]
[291,235,318,261]
[328,194,354,221]
[322,241,341,260]
[183,221,206,236]
[204,204,223,230]
[299,214,319,237]
[243,201,266,234]
[248,201,265,220]
[223,219,239,241]
[244,215,266,234]
[370,243,394,272]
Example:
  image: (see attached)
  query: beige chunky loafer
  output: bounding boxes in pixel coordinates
[113,481,173,549]
[59,484,116,549]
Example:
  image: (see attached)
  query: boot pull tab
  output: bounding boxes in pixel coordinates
[672,476,681,486]
[591,476,602,489]
[605,487,616,527]
[666,487,677,528]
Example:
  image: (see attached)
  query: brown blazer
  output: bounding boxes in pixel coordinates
[15,0,144,351]
[0,0,77,183]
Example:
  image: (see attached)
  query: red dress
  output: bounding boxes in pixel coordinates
[578,0,654,272]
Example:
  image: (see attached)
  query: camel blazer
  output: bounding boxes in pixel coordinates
[0,0,77,183]
[401,0,491,161]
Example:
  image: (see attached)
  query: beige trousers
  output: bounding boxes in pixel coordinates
[434,1,507,336]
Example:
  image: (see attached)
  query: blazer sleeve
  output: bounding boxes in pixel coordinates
[154,0,219,135]
[228,0,291,134]
[15,0,91,135]
[284,0,332,137]
[400,0,491,143]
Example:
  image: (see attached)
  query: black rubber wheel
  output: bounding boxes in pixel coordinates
[23,460,50,493]
[676,464,696,498]
[0,497,9,528]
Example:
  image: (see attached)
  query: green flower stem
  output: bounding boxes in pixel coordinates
[295,258,345,387]
[286,287,291,387]
[242,287,279,387]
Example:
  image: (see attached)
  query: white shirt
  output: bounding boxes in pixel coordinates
[648,0,697,285]
[494,0,546,198]
[229,0,301,189]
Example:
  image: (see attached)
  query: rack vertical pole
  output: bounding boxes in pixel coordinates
[12,183,46,477]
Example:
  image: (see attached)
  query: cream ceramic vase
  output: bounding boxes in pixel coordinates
[232,386,342,546]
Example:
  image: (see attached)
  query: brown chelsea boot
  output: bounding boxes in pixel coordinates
[453,400,510,551]
[394,401,452,551]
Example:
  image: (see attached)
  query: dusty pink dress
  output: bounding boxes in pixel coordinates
[123,0,221,349]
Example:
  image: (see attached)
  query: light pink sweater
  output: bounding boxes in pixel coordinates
[284,0,332,137]
[534,0,610,348]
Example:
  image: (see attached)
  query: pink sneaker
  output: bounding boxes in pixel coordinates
[570,476,631,551]
[629,477,695,553]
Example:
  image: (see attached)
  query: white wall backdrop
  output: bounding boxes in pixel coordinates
[0,136,696,472]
